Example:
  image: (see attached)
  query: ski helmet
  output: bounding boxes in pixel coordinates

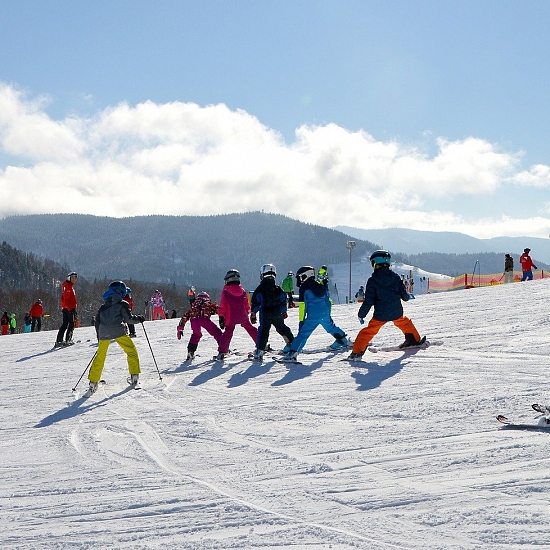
[260,263,276,280]
[295,266,315,287]
[224,269,241,284]
[370,250,391,268]
[196,291,210,301]
[67,271,78,279]
[108,280,127,297]
[288,271,293,276]
[125,286,132,294]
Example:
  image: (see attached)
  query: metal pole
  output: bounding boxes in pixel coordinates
[141,322,163,380]
[71,350,98,391]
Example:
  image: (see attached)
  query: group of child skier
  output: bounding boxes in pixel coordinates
[81,249,424,396]
[175,250,425,364]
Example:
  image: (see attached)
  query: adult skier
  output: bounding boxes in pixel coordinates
[55,272,78,347]
[519,248,537,281]
[347,250,425,360]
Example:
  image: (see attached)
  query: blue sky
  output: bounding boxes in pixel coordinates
[1,0,550,238]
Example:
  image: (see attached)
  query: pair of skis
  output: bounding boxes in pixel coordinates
[497,404,550,430]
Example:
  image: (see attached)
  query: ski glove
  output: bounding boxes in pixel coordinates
[282,312,288,319]
[250,312,257,324]
[136,315,146,323]
[219,316,225,330]
[359,317,364,325]
[177,325,184,340]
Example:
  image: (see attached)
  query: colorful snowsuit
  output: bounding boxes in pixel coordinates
[151,291,166,319]
[178,295,222,356]
[289,278,345,353]
[218,283,258,353]
[352,265,421,353]
[88,290,142,384]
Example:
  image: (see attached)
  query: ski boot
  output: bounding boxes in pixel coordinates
[329,334,348,350]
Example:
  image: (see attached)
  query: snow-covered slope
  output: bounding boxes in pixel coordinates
[2,278,550,549]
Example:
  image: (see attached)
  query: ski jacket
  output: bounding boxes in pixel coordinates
[251,278,287,315]
[281,275,294,293]
[124,296,134,311]
[519,253,536,272]
[218,283,250,326]
[9,314,16,328]
[29,301,44,317]
[95,294,141,340]
[297,278,331,321]
[358,266,410,322]
[180,296,218,325]
[0,313,8,326]
[504,255,514,272]
[60,280,77,310]
[150,292,165,308]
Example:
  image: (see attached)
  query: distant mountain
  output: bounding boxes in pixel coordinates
[0,213,378,291]
[335,226,550,265]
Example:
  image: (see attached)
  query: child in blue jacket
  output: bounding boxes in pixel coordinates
[282,266,347,362]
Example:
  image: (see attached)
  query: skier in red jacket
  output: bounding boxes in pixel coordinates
[519,248,537,281]
[55,272,78,347]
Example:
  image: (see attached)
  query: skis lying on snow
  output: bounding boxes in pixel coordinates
[497,404,550,430]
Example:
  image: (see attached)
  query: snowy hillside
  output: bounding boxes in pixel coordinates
[3,278,550,549]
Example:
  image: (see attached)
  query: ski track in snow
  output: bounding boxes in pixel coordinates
[3,278,550,548]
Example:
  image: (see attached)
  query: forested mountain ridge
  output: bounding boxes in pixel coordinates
[0,212,378,290]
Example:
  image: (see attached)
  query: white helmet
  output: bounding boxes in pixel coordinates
[260,263,276,280]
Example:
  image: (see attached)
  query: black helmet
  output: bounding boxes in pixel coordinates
[370,250,391,268]
[224,269,241,284]
[524,248,531,253]
[109,280,127,297]
[296,266,315,287]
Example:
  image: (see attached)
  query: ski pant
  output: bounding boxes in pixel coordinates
[256,312,294,351]
[291,316,345,353]
[188,317,222,354]
[352,316,420,353]
[522,270,533,281]
[286,293,294,308]
[218,320,258,353]
[31,316,42,332]
[504,271,514,284]
[56,308,76,343]
[88,335,141,383]
[152,306,166,319]
[1,324,7,335]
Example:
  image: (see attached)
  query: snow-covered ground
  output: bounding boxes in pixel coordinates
[2,278,550,549]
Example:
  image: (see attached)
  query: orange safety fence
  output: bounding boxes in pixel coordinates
[427,271,550,293]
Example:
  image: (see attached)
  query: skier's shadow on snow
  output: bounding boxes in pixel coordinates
[34,387,136,428]
[351,356,408,391]
[271,359,323,386]
[189,361,237,386]
[228,360,274,388]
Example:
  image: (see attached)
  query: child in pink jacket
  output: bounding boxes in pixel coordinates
[215,269,258,361]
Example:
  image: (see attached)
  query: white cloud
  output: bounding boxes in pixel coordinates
[0,82,549,238]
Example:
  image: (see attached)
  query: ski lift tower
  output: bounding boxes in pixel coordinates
[346,240,356,303]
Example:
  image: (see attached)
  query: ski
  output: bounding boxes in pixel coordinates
[275,358,303,366]
[368,337,442,353]
[532,404,550,414]
[496,414,550,430]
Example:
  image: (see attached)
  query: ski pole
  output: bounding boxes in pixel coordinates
[140,322,162,380]
[72,350,98,391]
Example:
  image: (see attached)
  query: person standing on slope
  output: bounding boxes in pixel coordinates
[250,264,294,360]
[347,250,425,361]
[281,266,348,362]
[29,299,44,332]
[55,272,78,347]
[150,289,166,319]
[88,281,145,394]
[281,271,295,308]
[177,291,222,361]
[504,254,514,284]
[519,248,537,281]
[215,269,258,361]
[124,287,137,337]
